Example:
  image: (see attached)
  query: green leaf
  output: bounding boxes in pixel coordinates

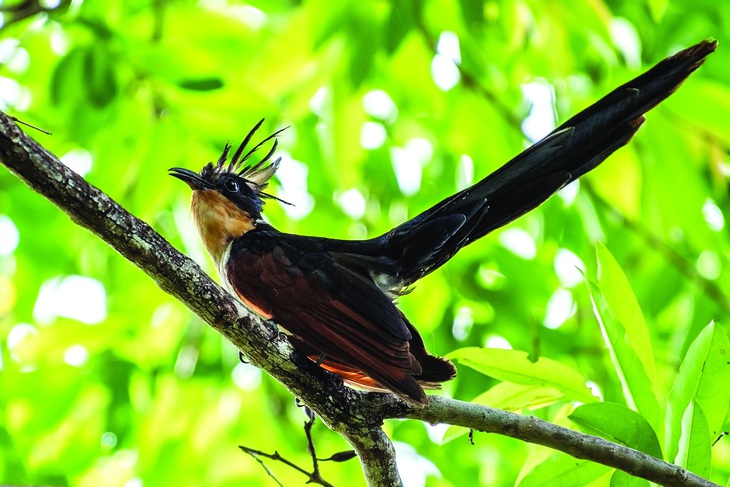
[449,347,596,403]
[675,401,711,477]
[595,244,655,380]
[458,0,484,27]
[585,243,660,430]
[610,470,649,487]
[385,0,423,53]
[83,44,118,107]
[472,382,566,411]
[50,46,86,106]
[569,402,662,459]
[346,23,378,87]
[177,78,224,91]
[646,0,668,22]
[518,452,608,487]
[665,321,730,463]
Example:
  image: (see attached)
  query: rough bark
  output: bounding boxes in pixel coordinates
[0,111,718,487]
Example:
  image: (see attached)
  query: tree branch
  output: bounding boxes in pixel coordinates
[0,110,717,487]
[402,397,719,487]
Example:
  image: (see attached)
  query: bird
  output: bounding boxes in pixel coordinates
[170,40,716,406]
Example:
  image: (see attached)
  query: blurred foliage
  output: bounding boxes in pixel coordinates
[0,0,729,486]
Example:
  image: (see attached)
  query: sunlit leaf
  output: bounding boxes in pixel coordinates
[646,0,668,22]
[458,0,484,27]
[610,469,649,487]
[665,321,730,464]
[675,401,712,477]
[595,244,655,378]
[472,382,566,411]
[346,17,378,87]
[449,347,596,403]
[585,243,660,430]
[385,0,423,53]
[518,452,609,487]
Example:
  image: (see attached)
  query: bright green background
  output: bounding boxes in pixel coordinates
[1,1,729,486]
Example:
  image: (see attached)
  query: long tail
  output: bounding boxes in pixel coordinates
[386,39,717,285]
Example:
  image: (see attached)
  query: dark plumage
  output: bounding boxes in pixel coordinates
[171,40,716,406]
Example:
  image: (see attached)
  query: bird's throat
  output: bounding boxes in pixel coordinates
[191,190,255,263]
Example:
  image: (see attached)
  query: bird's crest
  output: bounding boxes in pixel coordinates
[201,119,289,203]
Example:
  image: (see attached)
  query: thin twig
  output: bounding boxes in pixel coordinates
[239,448,286,487]
[303,413,326,482]
[238,414,336,487]
[8,116,51,135]
[238,445,328,486]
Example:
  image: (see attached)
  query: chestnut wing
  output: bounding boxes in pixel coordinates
[226,229,427,403]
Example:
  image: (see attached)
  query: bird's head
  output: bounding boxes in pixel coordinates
[169,119,287,262]
[169,118,287,221]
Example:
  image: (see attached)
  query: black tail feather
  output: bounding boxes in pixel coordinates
[388,40,717,285]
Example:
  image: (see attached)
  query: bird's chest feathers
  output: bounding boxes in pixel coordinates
[191,190,254,263]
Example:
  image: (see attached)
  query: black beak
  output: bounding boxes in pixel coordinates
[169,167,210,190]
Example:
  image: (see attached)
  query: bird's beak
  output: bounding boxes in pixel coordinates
[168,167,210,190]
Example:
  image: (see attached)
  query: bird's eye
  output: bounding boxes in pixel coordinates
[224,178,240,193]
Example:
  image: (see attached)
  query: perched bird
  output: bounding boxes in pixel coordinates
[170,40,716,406]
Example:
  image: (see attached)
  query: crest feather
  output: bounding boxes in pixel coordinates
[201,119,290,205]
